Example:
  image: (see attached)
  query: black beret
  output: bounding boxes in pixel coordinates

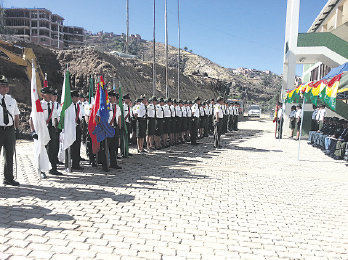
[123,94,130,100]
[159,97,165,103]
[0,75,8,85]
[194,97,201,102]
[108,90,117,97]
[151,96,158,102]
[217,96,224,102]
[167,98,172,103]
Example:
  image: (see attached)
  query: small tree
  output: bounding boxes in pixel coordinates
[183,46,188,51]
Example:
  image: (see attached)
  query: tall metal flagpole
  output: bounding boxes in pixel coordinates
[126,0,129,54]
[177,0,180,100]
[152,0,156,96]
[165,0,169,98]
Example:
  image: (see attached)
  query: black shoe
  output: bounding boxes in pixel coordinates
[72,166,84,171]
[49,170,63,176]
[41,172,47,179]
[57,161,64,165]
[3,180,20,186]
[111,165,122,169]
[92,162,97,167]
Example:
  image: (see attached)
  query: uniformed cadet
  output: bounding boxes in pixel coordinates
[186,101,192,141]
[214,96,224,148]
[191,97,201,145]
[199,102,205,138]
[122,94,132,157]
[134,95,147,153]
[177,100,184,143]
[0,75,20,186]
[203,101,210,137]
[70,90,84,170]
[169,98,176,146]
[130,99,137,145]
[107,91,122,169]
[222,102,228,134]
[155,98,164,149]
[146,96,157,150]
[51,89,62,165]
[30,87,60,179]
[209,99,215,135]
[163,99,171,148]
[233,103,239,131]
[181,101,188,142]
[228,103,234,132]
[78,94,88,147]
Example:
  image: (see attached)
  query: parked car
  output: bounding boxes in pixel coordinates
[248,105,261,118]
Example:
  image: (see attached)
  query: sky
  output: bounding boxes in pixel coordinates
[3,0,328,75]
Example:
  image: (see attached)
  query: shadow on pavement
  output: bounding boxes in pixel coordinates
[0,204,73,230]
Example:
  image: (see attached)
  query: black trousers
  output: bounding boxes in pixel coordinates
[0,127,15,182]
[108,127,119,167]
[86,134,95,164]
[233,115,239,131]
[214,120,222,148]
[47,126,58,171]
[71,125,82,168]
[191,118,199,144]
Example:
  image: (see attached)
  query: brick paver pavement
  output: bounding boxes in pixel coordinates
[1,119,348,260]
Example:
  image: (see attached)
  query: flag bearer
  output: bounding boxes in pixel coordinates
[108,91,122,169]
[0,75,20,186]
[70,90,84,170]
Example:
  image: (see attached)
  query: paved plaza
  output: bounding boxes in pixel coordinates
[1,120,348,260]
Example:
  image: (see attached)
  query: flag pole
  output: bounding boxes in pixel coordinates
[126,0,129,54]
[105,140,109,172]
[152,0,156,97]
[297,96,306,161]
[177,0,180,100]
[165,0,169,98]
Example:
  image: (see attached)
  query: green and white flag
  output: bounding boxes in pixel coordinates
[58,70,76,150]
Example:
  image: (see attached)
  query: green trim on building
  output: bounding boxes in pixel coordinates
[297,32,348,59]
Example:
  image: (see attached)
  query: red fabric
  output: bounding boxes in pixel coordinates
[44,80,48,88]
[88,83,101,154]
[36,99,43,112]
[327,73,342,88]
[111,104,117,125]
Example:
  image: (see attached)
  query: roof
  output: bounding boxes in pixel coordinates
[308,0,342,33]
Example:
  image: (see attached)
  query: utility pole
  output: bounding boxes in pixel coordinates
[177,0,180,100]
[165,0,169,98]
[126,0,129,54]
[153,0,156,97]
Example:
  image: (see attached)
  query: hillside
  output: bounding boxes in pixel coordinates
[86,35,282,108]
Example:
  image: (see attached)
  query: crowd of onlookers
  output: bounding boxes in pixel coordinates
[307,105,348,161]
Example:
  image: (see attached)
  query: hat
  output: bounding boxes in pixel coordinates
[194,97,201,102]
[164,98,169,103]
[173,99,178,104]
[70,90,79,97]
[184,100,188,104]
[0,75,8,85]
[108,90,117,97]
[151,96,158,102]
[178,99,183,104]
[217,96,224,102]
[136,98,143,103]
[159,97,165,103]
[52,89,58,95]
[140,94,147,100]
[189,101,193,105]
[79,93,85,98]
[41,87,52,94]
[123,94,130,100]
[167,97,172,103]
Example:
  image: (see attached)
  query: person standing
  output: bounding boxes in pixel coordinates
[155,98,164,149]
[0,75,20,186]
[316,104,327,131]
[311,105,319,131]
[186,101,192,142]
[134,96,147,153]
[122,94,132,157]
[169,98,176,146]
[208,99,214,135]
[214,97,224,148]
[108,91,122,169]
[146,97,157,150]
[295,104,302,140]
[289,105,296,138]
[51,89,61,165]
[70,90,84,170]
[191,97,201,145]
[163,99,171,148]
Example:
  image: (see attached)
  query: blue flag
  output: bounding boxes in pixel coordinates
[93,84,115,142]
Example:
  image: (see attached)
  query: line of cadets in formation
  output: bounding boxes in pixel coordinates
[30,87,241,179]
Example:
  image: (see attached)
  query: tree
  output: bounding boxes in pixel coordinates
[183,46,188,51]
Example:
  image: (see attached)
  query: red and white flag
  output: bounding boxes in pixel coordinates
[30,63,51,172]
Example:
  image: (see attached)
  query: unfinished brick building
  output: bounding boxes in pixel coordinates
[4,8,85,49]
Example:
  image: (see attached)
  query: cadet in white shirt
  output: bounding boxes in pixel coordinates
[175,100,183,144]
[181,101,188,142]
[228,103,234,132]
[203,101,210,137]
[208,99,215,135]
[147,96,157,150]
[163,99,172,147]
[121,94,132,157]
[317,104,327,130]
[214,96,224,148]
[134,95,148,153]
[107,91,122,169]
[191,97,201,145]
[0,75,20,186]
[155,98,165,149]
[51,89,62,169]
[186,101,193,141]
[169,98,176,146]
[199,102,205,138]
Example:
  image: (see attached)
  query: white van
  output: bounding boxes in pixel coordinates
[248,105,261,118]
